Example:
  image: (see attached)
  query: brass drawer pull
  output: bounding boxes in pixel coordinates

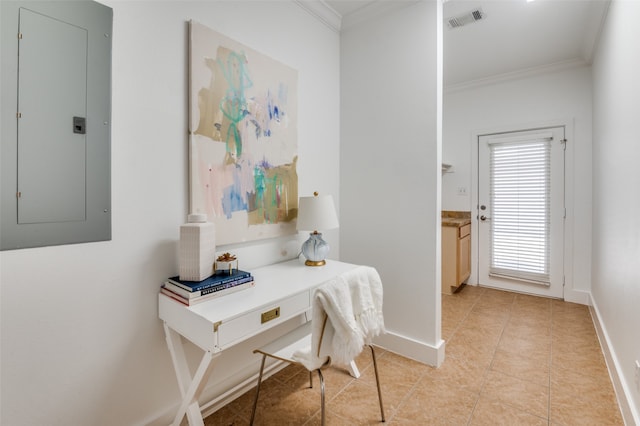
[261,307,280,324]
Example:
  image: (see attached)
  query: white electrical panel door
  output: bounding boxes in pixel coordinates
[17,8,88,224]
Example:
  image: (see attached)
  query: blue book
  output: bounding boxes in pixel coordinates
[164,276,254,299]
[168,269,252,292]
[161,277,255,306]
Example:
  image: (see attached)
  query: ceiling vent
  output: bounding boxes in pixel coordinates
[446,8,485,29]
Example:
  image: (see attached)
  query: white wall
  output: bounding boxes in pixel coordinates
[340,1,444,365]
[591,0,640,422]
[443,66,593,303]
[0,1,340,425]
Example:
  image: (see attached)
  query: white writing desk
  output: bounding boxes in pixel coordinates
[159,259,358,426]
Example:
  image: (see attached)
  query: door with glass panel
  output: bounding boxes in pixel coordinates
[478,127,565,298]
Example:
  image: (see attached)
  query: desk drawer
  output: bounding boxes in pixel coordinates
[217,291,310,349]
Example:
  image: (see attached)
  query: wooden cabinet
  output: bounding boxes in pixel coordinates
[442,222,471,294]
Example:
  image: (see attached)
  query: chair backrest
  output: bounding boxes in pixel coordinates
[310,266,384,366]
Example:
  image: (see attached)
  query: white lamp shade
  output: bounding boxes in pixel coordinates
[296,194,339,232]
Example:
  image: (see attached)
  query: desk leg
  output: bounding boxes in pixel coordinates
[164,322,217,426]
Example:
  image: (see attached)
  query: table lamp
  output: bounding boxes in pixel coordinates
[296,192,339,266]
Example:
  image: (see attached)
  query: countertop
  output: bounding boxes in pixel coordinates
[442,211,471,227]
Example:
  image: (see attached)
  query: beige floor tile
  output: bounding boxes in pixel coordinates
[509,316,552,331]
[358,349,427,389]
[550,387,624,425]
[245,379,320,425]
[514,293,553,306]
[444,284,485,303]
[463,315,508,334]
[497,333,551,360]
[203,403,249,426]
[550,362,623,426]
[441,323,458,341]
[512,295,552,310]
[470,396,548,426]
[285,364,355,401]
[271,363,307,384]
[470,304,513,321]
[445,338,495,368]
[552,346,607,373]
[551,299,588,313]
[551,312,592,325]
[376,348,427,370]
[222,379,263,416]
[552,326,593,338]
[551,365,617,402]
[552,330,600,353]
[453,323,503,344]
[352,347,375,370]
[478,288,517,304]
[303,408,358,426]
[324,379,389,425]
[462,310,509,332]
[443,293,478,310]
[446,324,503,356]
[394,377,477,424]
[356,351,426,413]
[501,322,552,343]
[551,367,614,392]
[480,370,549,418]
[424,352,489,394]
[490,348,550,386]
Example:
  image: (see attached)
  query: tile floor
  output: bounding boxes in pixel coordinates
[203,285,624,425]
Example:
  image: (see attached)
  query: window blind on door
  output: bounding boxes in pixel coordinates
[488,135,551,285]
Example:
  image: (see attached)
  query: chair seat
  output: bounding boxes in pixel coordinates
[253,321,312,363]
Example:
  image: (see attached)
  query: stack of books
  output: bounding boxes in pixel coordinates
[161,269,254,306]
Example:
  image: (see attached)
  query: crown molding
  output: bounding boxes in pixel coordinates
[444,58,589,94]
[295,0,419,33]
[340,0,419,31]
[295,1,342,33]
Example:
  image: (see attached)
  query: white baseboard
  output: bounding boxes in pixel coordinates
[563,288,591,305]
[375,330,445,367]
[589,294,640,426]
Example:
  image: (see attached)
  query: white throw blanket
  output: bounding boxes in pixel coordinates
[292,265,385,371]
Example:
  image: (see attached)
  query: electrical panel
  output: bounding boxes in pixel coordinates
[1,0,112,250]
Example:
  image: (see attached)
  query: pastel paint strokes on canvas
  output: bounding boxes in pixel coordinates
[249,158,298,225]
[189,22,298,245]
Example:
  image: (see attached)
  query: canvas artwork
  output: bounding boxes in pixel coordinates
[189,21,298,245]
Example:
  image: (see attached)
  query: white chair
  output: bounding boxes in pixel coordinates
[250,266,386,425]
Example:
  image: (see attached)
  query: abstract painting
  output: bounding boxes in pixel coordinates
[189,21,298,245]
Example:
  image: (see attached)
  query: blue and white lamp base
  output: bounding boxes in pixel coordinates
[301,232,330,266]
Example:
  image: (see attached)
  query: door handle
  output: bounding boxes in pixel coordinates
[480,215,491,221]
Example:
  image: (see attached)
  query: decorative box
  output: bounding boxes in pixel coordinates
[214,253,238,275]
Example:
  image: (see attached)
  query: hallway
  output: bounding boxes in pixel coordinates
[204,285,623,425]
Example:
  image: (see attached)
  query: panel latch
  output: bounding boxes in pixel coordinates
[73,116,86,134]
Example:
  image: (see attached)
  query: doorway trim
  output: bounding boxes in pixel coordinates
[470,118,586,302]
